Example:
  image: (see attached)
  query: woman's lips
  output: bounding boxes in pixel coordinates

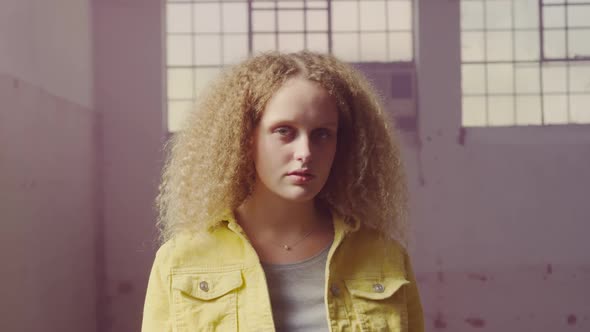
[287,172,315,183]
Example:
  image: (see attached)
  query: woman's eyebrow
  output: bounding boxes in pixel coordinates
[319,121,338,127]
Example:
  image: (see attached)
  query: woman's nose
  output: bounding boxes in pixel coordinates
[294,136,312,163]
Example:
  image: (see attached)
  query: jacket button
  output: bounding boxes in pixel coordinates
[199,281,209,292]
[373,283,385,293]
[330,284,340,297]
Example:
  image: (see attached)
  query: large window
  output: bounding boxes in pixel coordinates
[166,0,414,132]
[461,0,590,127]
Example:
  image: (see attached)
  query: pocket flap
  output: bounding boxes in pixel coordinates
[345,277,409,300]
[172,270,243,301]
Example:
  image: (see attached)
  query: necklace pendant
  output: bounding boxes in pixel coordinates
[284,245,291,251]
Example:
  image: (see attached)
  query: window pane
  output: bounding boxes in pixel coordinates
[223,35,248,65]
[333,33,360,62]
[252,1,274,9]
[462,96,487,127]
[167,68,193,99]
[388,32,413,61]
[253,10,275,32]
[253,33,276,53]
[306,33,328,53]
[388,0,412,31]
[487,63,514,94]
[516,96,542,125]
[306,10,328,32]
[278,10,304,32]
[461,0,484,30]
[194,67,220,97]
[167,35,192,66]
[167,3,192,33]
[542,6,565,29]
[544,29,566,58]
[360,33,387,61]
[542,65,567,93]
[461,31,485,61]
[333,1,358,31]
[194,3,221,33]
[462,64,486,95]
[514,31,539,61]
[360,1,387,31]
[543,95,568,124]
[278,33,305,53]
[515,64,541,94]
[568,29,590,58]
[194,35,221,66]
[278,0,303,9]
[569,64,590,93]
[168,100,193,133]
[570,94,590,123]
[308,1,327,9]
[488,96,515,126]
[513,0,539,29]
[486,31,513,61]
[485,0,512,29]
[568,5,590,28]
[222,3,248,33]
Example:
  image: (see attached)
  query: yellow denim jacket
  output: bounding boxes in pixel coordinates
[142,212,424,332]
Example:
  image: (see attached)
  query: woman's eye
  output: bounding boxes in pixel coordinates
[274,127,292,137]
[315,129,332,139]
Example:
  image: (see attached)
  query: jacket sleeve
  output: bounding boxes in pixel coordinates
[141,246,172,332]
[404,250,425,332]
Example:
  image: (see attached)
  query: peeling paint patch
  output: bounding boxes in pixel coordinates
[467,273,488,282]
[458,127,467,145]
[567,314,577,326]
[434,312,447,329]
[465,317,486,328]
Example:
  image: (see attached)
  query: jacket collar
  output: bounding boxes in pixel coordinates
[216,208,361,237]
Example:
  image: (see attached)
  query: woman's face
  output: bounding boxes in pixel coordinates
[252,77,339,203]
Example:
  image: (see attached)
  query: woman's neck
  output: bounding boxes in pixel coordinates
[234,187,333,264]
[235,189,323,237]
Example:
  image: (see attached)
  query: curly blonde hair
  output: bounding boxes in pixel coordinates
[157,51,409,245]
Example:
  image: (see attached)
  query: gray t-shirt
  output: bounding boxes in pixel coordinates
[262,245,331,332]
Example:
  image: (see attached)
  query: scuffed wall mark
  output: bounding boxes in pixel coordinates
[117,281,134,294]
[458,127,467,146]
[465,317,486,328]
[13,78,18,89]
[567,314,577,326]
[436,257,444,283]
[434,312,447,329]
[467,273,488,282]
[544,263,553,280]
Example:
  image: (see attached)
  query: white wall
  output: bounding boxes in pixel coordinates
[0,0,97,331]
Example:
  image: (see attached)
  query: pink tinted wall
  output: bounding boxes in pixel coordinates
[92,0,166,331]
[89,1,588,332]
[0,0,97,331]
[412,1,590,331]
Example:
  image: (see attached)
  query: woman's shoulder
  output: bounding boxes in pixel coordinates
[151,226,251,271]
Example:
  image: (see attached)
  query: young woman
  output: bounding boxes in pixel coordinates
[142,51,424,332]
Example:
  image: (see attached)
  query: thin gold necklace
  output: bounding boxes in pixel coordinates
[267,224,319,251]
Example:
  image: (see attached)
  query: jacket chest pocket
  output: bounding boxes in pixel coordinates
[171,270,243,332]
[344,277,410,332]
